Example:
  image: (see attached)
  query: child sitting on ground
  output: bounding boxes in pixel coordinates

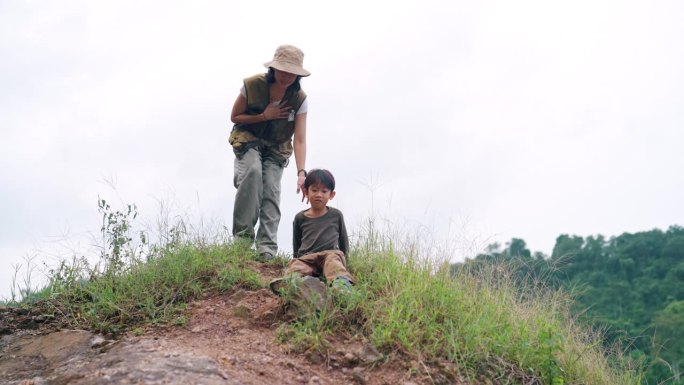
[271,169,354,295]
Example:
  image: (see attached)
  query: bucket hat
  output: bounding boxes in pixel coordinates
[263,45,311,77]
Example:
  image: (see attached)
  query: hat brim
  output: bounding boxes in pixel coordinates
[264,61,311,77]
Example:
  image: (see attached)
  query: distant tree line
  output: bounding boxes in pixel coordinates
[452,226,684,385]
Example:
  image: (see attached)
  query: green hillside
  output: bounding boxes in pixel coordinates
[466,226,684,385]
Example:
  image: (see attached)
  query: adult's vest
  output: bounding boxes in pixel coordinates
[229,73,307,159]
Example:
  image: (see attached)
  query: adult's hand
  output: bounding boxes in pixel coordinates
[262,101,291,120]
[296,175,308,203]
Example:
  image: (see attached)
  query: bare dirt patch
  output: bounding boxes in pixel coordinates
[0,285,422,384]
[153,288,414,385]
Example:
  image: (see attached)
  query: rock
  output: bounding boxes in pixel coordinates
[357,344,382,364]
[60,338,244,385]
[0,330,94,383]
[299,277,327,312]
[90,335,107,348]
[228,289,249,302]
[255,309,275,324]
[351,367,366,384]
[342,352,358,366]
[18,376,47,385]
[307,375,321,385]
[282,359,296,369]
[306,350,325,365]
[221,354,239,365]
[275,276,328,318]
[233,305,252,318]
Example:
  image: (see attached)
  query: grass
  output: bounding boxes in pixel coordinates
[279,224,642,385]
[17,241,261,335]
[3,199,264,335]
[3,204,641,385]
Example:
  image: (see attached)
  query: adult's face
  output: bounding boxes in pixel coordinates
[273,69,297,88]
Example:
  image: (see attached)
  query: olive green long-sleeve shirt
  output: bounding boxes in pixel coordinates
[293,207,348,258]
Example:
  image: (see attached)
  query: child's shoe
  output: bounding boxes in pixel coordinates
[331,276,353,291]
[269,277,287,295]
[258,252,275,262]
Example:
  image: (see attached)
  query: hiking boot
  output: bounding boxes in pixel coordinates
[269,277,287,296]
[331,276,352,290]
[258,252,275,262]
[330,276,354,300]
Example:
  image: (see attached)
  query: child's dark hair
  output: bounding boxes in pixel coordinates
[304,169,335,191]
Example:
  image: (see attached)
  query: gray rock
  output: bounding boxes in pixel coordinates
[357,343,382,363]
[59,339,243,385]
[1,332,246,385]
[352,367,367,384]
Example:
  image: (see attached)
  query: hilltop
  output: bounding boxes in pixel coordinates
[0,219,639,385]
[0,261,409,385]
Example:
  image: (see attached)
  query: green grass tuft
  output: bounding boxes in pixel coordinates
[27,241,258,335]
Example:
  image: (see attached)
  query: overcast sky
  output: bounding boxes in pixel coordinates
[2,0,683,299]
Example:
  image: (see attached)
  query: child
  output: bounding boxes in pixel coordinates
[271,169,354,295]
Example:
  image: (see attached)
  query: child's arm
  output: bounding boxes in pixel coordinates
[339,211,349,256]
[293,214,303,258]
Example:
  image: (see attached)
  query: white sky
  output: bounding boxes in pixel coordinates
[2,0,683,299]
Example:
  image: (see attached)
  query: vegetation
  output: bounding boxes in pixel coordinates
[3,201,641,385]
[3,198,263,334]
[282,222,639,385]
[470,227,684,385]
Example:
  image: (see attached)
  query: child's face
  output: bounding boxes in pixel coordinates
[306,182,335,210]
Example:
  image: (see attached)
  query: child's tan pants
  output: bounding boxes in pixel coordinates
[284,250,354,284]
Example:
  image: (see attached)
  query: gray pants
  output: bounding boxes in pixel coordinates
[233,148,285,255]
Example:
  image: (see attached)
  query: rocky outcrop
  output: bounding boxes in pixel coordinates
[0,289,419,385]
[1,330,242,385]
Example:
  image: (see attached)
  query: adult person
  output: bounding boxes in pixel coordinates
[229,45,310,261]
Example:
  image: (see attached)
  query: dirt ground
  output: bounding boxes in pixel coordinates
[0,261,444,385]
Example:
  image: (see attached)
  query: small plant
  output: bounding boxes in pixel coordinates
[98,197,145,277]
[17,198,258,335]
[4,255,46,305]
